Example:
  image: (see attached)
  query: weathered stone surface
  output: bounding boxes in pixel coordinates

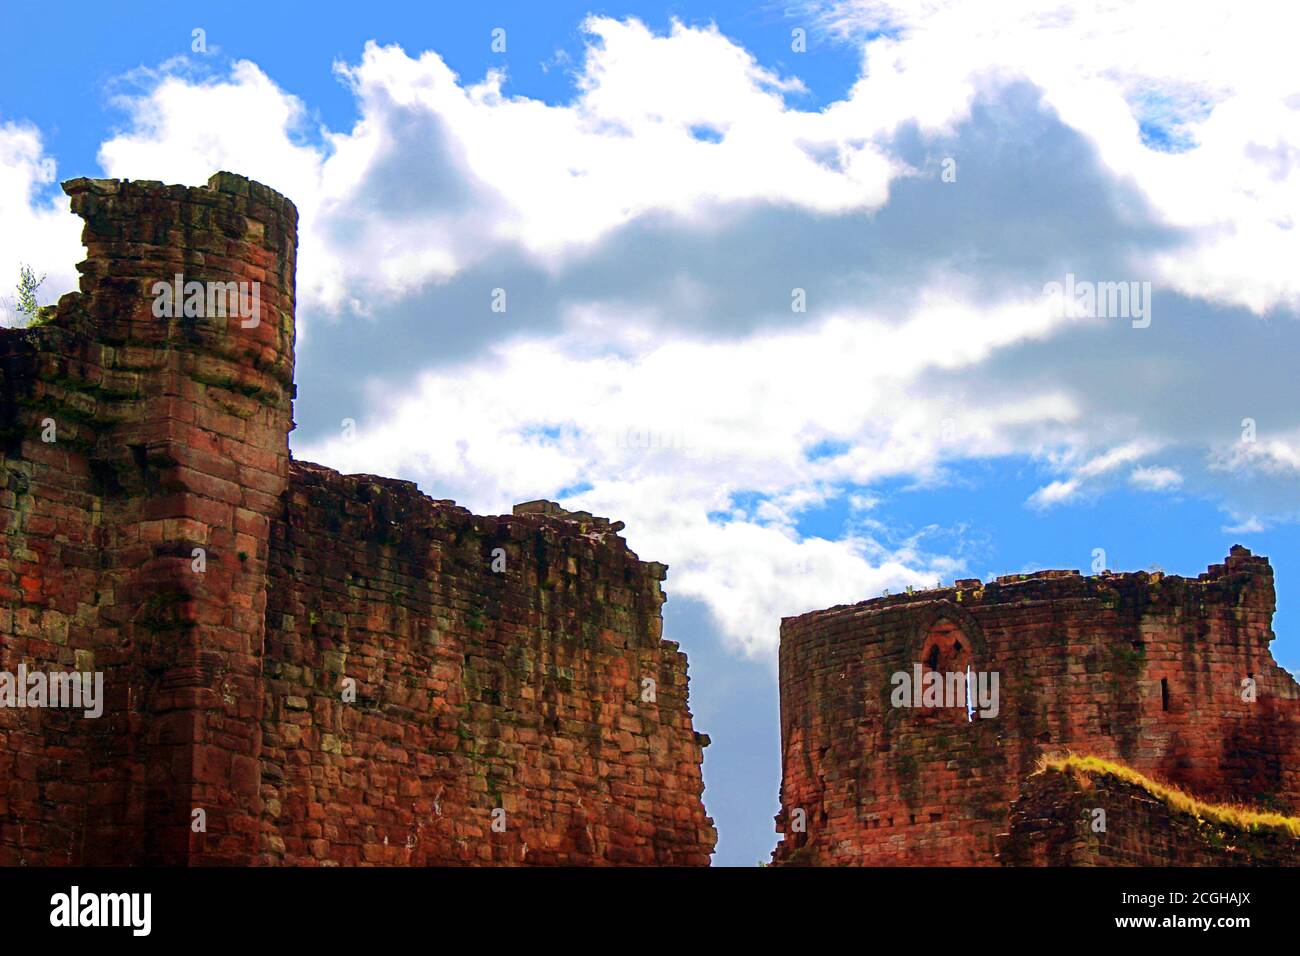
[259,467,713,865]
[999,761,1299,866]
[0,174,715,866]
[773,548,1299,865]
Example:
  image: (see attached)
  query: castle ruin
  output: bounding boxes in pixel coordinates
[773,550,1300,865]
[2,171,1296,869]
[0,173,715,865]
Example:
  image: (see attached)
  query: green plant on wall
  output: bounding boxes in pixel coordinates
[15,264,46,327]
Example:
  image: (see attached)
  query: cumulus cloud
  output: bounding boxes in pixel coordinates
[4,9,1299,655]
[805,0,1300,313]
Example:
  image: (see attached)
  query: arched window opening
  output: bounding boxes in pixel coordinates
[917,619,973,723]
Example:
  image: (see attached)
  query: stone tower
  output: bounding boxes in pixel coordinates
[1,173,296,863]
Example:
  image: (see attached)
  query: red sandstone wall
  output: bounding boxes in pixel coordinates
[0,173,295,864]
[259,467,714,865]
[0,173,715,866]
[773,548,1300,866]
[998,765,1299,866]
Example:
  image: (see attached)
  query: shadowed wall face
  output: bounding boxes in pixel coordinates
[260,468,715,865]
[0,174,714,866]
[999,765,1300,866]
[774,549,1300,866]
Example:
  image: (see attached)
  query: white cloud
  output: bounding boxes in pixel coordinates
[1210,433,1300,476]
[1222,515,1265,535]
[4,10,1299,656]
[88,22,901,334]
[1130,465,1183,492]
[808,0,1300,314]
[1028,442,1155,509]
[1027,479,1082,510]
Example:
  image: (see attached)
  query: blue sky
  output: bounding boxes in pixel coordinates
[3,0,1299,866]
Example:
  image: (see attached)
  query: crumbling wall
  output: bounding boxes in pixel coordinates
[998,764,1299,866]
[0,173,714,866]
[773,549,1300,865]
[259,468,714,865]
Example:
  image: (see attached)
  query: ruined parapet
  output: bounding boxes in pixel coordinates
[0,174,714,866]
[262,467,713,864]
[513,499,627,535]
[772,549,1299,866]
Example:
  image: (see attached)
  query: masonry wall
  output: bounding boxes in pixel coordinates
[258,467,714,865]
[998,765,1299,866]
[0,173,296,864]
[0,173,714,866]
[772,549,1300,866]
